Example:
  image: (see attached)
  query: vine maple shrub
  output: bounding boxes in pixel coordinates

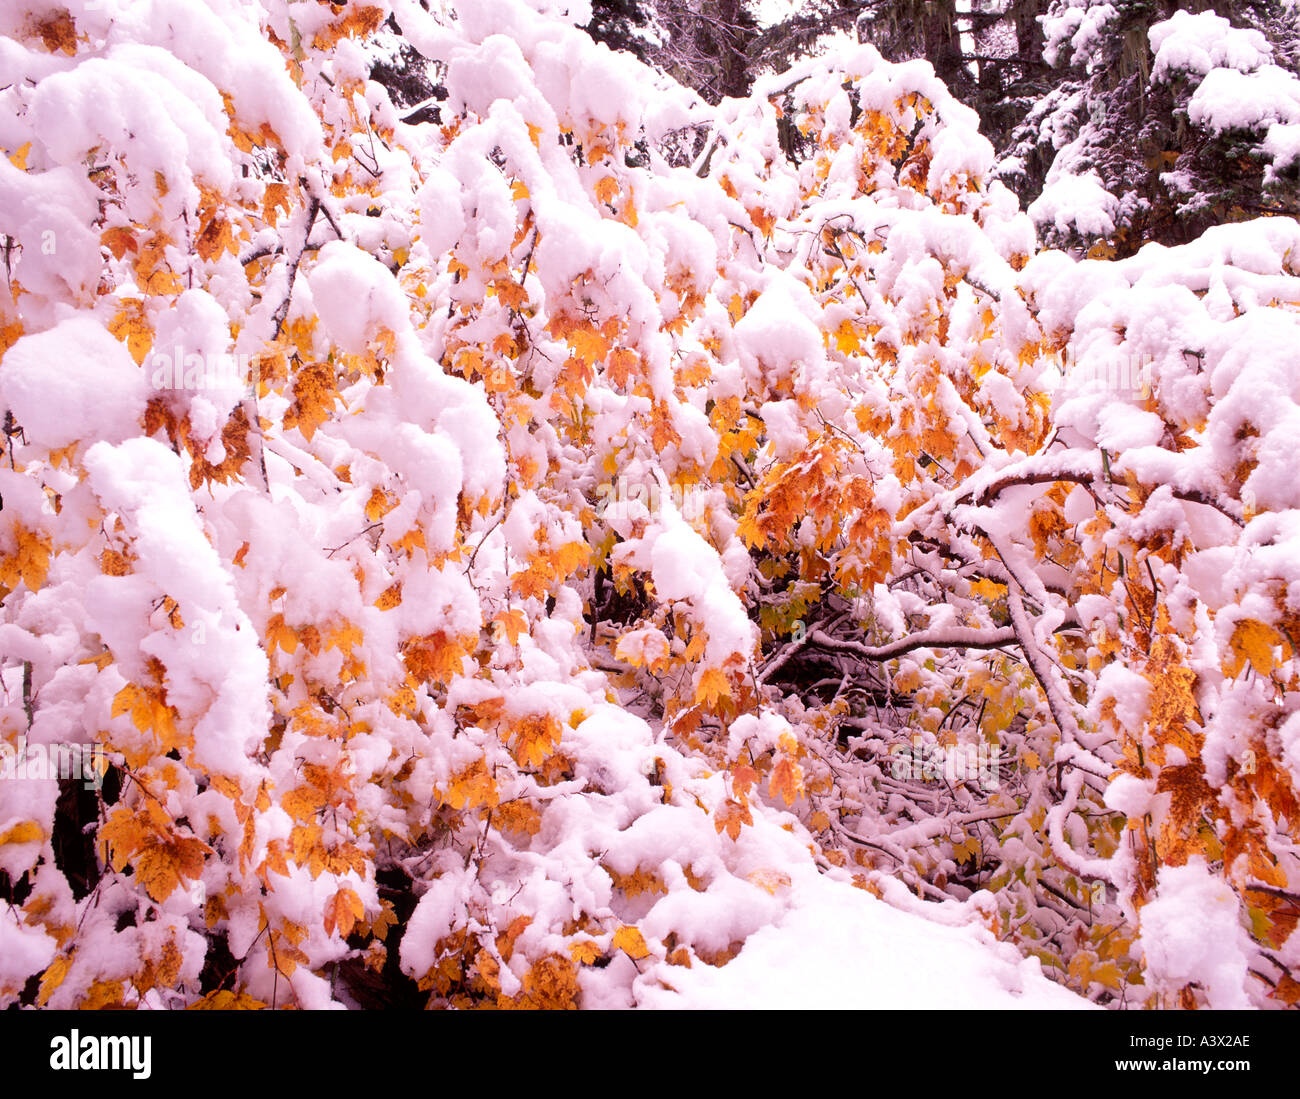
[0,0,1296,1009]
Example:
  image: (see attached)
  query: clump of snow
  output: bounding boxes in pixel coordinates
[1029,171,1118,242]
[0,316,147,450]
[1150,10,1272,81]
[1137,859,1253,1009]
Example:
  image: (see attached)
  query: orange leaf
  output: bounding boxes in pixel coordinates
[323,887,365,939]
[769,756,805,806]
[694,667,731,708]
[594,175,619,206]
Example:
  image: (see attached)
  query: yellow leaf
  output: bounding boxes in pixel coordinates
[0,526,52,592]
[7,142,32,170]
[0,820,44,846]
[594,175,619,206]
[36,956,71,1007]
[1224,619,1285,678]
[694,667,730,708]
[373,582,402,611]
[569,939,602,965]
[443,758,499,811]
[134,834,207,902]
[365,487,396,522]
[508,712,563,769]
[834,319,862,354]
[107,300,153,366]
[612,925,650,960]
[35,11,77,56]
[188,989,266,1010]
[746,868,791,895]
[569,326,609,366]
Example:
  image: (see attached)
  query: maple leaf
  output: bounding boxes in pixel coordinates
[509,953,580,1009]
[323,887,365,938]
[569,939,603,965]
[134,834,208,903]
[569,325,610,366]
[101,226,138,260]
[106,299,153,366]
[746,868,792,895]
[310,3,384,49]
[6,141,31,170]
[367,901,400,943]
[715,797,752,841]
[508,713,563,769]
[612,925,650,960]
[594,175,620,206]
[0,526,52,592]
[492,277,530,311]
[444,758,500,811]
[80,980,127,1009]
[195,211,235,262]
[607,347,639,388]
[265,613,299,656]
[606,865,667,899]
[262,182,291,226]
[36,956,71,1007]
[834,319,862,354]
[694,666,731,708]
[282,784,327,823]
[365,487,396,522]
[769,755,805,806]
[283,362,340,442]
[35,10,77,55]
[373,582,402,611]
[731,764,759,797]
[134,232,183,295]
[188,989,266,1010]
[492,608,528,646]
[326,621,364,653]
[494,798,543,836]
[1223,619,1285,679]
[0,820,44,846]
[402,632,471,686]
[111,682,183,753]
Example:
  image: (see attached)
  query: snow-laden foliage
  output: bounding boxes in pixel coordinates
[0,0,1296,1009]
[1027,0,1300,253]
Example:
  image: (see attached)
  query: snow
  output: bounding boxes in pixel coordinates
[0,0,1295,1014]
[641,869,1090,1009]
[83,437,270,778]
[1029,171,1118,241]
[1148,9,1300,183]
[0,316,147,450]
[1137,859,1253,1010]
[1150,10,1272,81]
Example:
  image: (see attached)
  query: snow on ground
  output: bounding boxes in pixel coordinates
[643,868,1092,1009]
